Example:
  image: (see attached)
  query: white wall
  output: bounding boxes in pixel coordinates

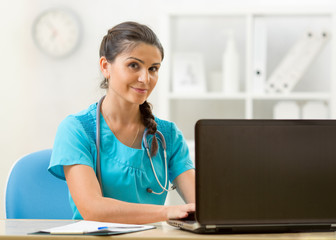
[0,0,335,219]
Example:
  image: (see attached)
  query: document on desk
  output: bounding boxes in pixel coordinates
[31,220,155,235]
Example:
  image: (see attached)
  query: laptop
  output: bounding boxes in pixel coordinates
[167,119,336,233]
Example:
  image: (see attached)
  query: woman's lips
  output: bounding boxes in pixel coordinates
[132,87,148,94]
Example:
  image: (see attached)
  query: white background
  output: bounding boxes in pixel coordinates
[0,0,335,218]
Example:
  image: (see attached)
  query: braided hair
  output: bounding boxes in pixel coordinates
[99,21,164,155]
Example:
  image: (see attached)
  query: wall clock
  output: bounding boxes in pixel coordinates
[32,8,82,58]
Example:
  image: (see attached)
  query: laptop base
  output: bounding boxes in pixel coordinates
[167,220,336,234]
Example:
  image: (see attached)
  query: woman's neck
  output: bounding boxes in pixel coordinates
[101,94,141,126]
[100,94,144,148]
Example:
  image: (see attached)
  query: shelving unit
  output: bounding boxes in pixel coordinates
[157,8,336,141]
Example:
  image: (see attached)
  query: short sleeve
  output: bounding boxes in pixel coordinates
[48,115,95,180]
[167,122,195,182]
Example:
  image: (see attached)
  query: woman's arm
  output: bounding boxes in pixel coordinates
[64,164,194,224]
[173,169,195,204]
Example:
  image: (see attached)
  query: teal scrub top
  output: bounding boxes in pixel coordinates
[48,103,194,220]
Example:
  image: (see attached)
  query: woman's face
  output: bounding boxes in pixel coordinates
[103,42,162,106]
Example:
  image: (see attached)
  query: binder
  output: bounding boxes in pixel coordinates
[252,17,267,94]
[266,31,330,93]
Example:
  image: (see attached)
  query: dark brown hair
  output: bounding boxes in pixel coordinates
[99,21,164,155]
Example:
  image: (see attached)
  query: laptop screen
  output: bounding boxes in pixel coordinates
[195,120,336,225]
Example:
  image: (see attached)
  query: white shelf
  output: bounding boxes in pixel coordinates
[158,8,335,139]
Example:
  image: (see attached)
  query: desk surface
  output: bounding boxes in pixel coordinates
[1,219,336,240]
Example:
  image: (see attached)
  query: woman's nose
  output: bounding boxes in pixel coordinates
[138,70,150,83]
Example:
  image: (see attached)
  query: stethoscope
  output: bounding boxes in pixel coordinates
[96,96,176,195]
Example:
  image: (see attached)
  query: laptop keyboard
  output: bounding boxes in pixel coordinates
[180,211,196,223]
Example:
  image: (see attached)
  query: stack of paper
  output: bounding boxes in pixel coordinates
[31,220,155,236]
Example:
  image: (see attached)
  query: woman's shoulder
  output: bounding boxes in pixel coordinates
[154,116,180,137]
[57,103,97,142]
[155,116,173,130]
[62,103,97,125]
[72,102,97,119]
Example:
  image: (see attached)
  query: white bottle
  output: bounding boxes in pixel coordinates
[222,31,240,94]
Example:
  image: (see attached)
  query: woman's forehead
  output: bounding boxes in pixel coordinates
[118,42,162,63]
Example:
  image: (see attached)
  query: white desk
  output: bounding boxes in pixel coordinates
[1,219,336,240]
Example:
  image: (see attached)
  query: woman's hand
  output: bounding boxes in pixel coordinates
[165,203,195,220]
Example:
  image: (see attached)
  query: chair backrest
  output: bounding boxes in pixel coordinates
[5,149,73,219]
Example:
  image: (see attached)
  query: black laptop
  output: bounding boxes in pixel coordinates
[167,119,336,233]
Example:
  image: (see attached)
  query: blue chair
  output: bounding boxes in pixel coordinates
[5,149,73,219]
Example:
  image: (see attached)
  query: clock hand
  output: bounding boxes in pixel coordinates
[45,21,58,40]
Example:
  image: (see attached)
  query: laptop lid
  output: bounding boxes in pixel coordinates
[195,119,336,229]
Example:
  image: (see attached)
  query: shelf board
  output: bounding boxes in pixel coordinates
[251,92,331,100]
[168,92,247,100]
[166,8,335,16]
[168,92,331,101]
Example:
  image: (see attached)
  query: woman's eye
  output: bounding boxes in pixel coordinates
[149,66,158,72]
[129,63,139,69]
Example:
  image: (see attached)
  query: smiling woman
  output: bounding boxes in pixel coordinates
[47,21,195,224]
[99,43,161,149]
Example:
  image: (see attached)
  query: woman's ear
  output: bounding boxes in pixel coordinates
[99,56,110,79]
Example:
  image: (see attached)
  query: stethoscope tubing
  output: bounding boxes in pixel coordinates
[96,95,104,188]
[95,96,173,195]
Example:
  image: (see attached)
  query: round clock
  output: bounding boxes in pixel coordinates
[32,8,82,58]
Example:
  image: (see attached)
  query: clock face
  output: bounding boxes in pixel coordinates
[32,9,81,58]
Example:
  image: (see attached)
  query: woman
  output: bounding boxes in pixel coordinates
[48,21,195,224]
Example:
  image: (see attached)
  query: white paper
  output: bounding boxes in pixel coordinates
[40,220,154,234]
